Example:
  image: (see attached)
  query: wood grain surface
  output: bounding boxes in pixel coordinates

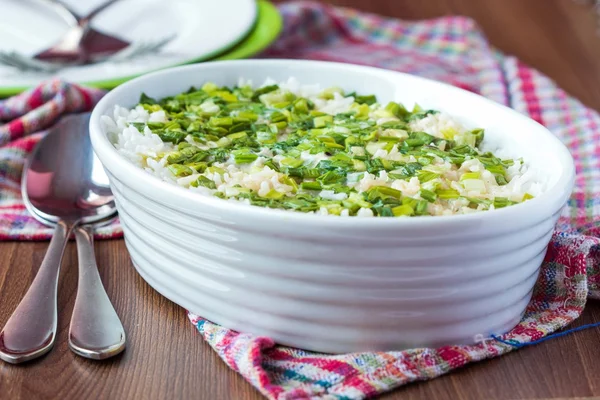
[2,1,600,399]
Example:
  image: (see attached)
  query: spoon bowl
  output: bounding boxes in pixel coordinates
[22,113,115,225]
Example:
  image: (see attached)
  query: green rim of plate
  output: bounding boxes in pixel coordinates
[215,0,281,61]
[0,0,282,97]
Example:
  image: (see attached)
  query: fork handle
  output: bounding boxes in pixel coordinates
[0,220,73,364]
[68,225,126,360]
[33,0,78,26]
[35,0,122,26]
[79,0,122,25]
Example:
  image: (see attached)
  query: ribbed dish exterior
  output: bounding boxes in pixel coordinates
[107,169,560,353]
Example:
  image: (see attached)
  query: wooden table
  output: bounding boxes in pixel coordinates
[2,1,600,399]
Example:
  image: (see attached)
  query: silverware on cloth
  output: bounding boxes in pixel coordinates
[0,113,125,364]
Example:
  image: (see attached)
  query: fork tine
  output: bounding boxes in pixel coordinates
[0,53,15,66]
[12,52,64,72]
[104,44,140,62]
[0,53,34,70]
[4,53,41,70]
[105,34,175,63]
[150,34,176,50]
[104,40,150,63]
[0,33,176,72]
[0,52,23,65]
[125,35,173,55]
[0,51,63,73]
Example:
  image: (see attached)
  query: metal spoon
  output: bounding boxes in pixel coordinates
[0,113,125,364]
[27,208,125,360]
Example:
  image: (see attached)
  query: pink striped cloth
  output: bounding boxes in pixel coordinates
[1,2,600,399]
[0,80,119,239]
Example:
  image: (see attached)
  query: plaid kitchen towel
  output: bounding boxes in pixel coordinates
[0,79,120,239]
[2,2,600,399]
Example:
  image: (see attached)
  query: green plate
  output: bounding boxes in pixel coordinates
[0,0,282,97]
[215,0,282,61]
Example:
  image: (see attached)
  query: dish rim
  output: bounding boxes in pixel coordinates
[89,58,575,227]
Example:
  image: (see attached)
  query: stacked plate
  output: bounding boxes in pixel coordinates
[0,0,282,96]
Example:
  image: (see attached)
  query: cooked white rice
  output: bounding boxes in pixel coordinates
[103,78,543,217]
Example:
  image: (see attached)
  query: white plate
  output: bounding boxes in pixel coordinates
[0,0,257,88]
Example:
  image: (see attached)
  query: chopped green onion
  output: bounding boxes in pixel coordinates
[210,116,233,127]
[419,189,437,202]
[232,150,258,164]
[252,85,279,100]
[352,159,367,171]
[471,128,485,146]
[485,164,505,175]
[414,200,429,215]
[188,162,208,172]
[139,93,158,105]
[385,101,409,118]
[280,158,304,168]
[417,170,439,183]
[460,172,481,181]
[366,186,403,202]
[317,170,346,185]
[157,130,187,144]
[262,190,285,200]
[167,147,208,164]
[467,197,492,207]
[201,82,218,92]
[436,189,460,199]
[495,174,508,186]
[378,206,394,217]
[354,94,377,105]
[191,176,216,189]
[392,204,414,217]
[167,164,194,177]
[215,137,232,148]
[493,197,512,208]
[314,115,333,128]
[301,181,322,190]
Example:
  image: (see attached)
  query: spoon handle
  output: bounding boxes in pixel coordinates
[68,225,125,360]
[0,220,72,364]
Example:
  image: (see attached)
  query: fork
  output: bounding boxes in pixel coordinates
[0,0,174,73]
[0,35,176,73]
